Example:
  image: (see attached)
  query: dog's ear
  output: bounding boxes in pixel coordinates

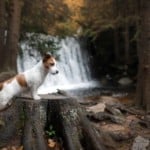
[43,53,52,62]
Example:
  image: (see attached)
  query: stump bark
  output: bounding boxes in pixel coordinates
[46,91,106,150]
[17,92,107,150]
[22,102,47,150]
[0,101,20,148]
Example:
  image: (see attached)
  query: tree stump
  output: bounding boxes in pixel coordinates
[22,102,47,150]
[16,92,109,150]
[0,101,20,148]
[46,91,106,150]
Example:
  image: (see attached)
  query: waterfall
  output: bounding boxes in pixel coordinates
[17,36,99,94]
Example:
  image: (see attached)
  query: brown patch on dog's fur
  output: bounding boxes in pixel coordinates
[43,54,55,69]
[16,74,27,88]
[0,78,14,91]
[0,74,27,91]
[43,53,52,63]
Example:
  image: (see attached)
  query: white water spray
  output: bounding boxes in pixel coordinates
[17,36,99,94]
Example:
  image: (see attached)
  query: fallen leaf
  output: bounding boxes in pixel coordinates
[17,146,23,150]
[48,139,56,148]
[11,146,17,150]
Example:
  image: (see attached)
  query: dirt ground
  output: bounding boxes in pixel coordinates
[83,92,150,150]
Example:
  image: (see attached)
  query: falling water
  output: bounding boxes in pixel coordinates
[17,36,99,94]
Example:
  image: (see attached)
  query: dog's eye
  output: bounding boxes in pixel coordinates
[50,63,54,66]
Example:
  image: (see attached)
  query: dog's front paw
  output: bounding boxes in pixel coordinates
[33,95,41,100]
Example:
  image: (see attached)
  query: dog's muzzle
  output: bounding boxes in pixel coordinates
[52,70,59,75]
[55,70,59,74]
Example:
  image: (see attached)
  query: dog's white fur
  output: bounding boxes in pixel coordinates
[0,53,58,111]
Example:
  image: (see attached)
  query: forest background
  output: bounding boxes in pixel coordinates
[0,0,150,147]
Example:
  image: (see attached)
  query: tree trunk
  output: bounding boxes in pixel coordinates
[136,1,150,113]
[123,1,130,65]
[0,0,5,47]
[124,23,130,65]
[135,0,142,106]
[0,0,22,147]
[113,28,120,63]
[113,0,120,63]
[0,0,6,71]
[6,0,22,72]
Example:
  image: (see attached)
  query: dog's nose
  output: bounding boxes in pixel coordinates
[56,70,59,74]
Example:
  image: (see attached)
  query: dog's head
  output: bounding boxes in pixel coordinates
[43,53,59,75]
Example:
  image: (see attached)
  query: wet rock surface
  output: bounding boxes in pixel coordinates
[131,136,149,150]
[79,90,150,150]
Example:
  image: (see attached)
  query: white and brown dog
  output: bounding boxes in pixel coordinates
[0,53,59,111]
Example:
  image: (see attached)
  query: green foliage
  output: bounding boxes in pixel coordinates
[55,22,77,36]
[21,33,60,56]
[45,125,56,138]
[80,0,140,39]
[21,0,70,35]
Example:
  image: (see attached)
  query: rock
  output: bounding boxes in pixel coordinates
[99,129,117,149]
[87,112,125,124]
[86,103,106,113]
[105,104,123,116]
[118,77,133,85]
[131,136,149,150]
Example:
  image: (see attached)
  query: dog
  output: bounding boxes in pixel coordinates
[0,53,59,111]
